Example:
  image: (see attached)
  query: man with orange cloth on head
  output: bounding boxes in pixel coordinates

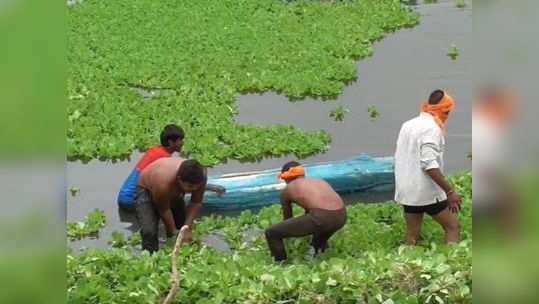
[264,161,347,262]
[394,89,462,246]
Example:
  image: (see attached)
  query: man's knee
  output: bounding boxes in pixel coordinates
[140,226,158,243]
[264,228,274,239]
[265,227,281,240]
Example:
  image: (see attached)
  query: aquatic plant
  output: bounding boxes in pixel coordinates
[69,186,80,197]
[67,209,106,240]
[448,44,460,60]
[368,105,381,121]
[68,0,419,165]
[330,106,349,122]
[67,173,472,303]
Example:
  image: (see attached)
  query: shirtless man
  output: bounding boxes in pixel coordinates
[265,161,347,262]
[136,157,215,253]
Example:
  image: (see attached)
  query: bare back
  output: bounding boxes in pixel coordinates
[284,178,344,211]
[139,157,184,202]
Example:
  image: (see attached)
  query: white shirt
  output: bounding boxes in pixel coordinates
[394,112,447,206]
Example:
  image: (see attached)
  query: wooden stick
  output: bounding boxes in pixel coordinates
[162,225,189,304]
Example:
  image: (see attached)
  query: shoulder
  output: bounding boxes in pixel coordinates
[399,116,421,133]
[146,145,168,156]
[414,114,441,136]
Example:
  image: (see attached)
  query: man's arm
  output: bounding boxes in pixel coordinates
[205,183,226,197]
[425,168,462,213]
[425,168,453,194]
[185,182,206,227]
[154,192,177,237]
[280,188,293,220]
[420,134,462,213]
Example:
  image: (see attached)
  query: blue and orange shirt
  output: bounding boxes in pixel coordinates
[117,146,172,208]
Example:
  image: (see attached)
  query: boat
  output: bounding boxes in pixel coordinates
[197,154,394,213]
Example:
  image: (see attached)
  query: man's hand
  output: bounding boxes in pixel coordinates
[181,226,193,244]
[166,228,178,239]
[447,190,462,214]
[166,226,193,246]
[213,185,226,197]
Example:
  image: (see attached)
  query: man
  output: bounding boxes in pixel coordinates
[118,124,225,211]
[394,89,462,246]
[117,124,185,209]
[265,161,347,262]
[136,157,212,253]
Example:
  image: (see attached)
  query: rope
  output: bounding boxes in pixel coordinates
[162,225,190,304]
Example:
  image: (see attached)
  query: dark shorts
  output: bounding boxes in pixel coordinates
[403,200,448,216]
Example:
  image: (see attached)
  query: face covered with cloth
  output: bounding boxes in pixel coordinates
[421,92,456,131]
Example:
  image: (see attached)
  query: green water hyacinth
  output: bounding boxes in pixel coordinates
[68,0,419,164]
[368,105,381,121]
[330,106,349,122]
[447,44,460,60]
[67,173,471,303]
[67,209,106,240]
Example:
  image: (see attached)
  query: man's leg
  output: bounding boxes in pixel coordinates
[265,214,317,261]
[134,188,160,253]
[403,209,424,246]
[311,209,347,254]
[431,208,460,245]
[311,231,331,254]
[117,204,139,232]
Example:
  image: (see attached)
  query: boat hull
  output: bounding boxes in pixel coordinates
[200,155,395,212]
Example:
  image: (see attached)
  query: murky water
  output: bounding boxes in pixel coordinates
[67,1,472,250]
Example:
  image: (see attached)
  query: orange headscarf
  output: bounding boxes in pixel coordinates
[278,166,305,182]
[421,92,455,131]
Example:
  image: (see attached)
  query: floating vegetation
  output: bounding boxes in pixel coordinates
[69,186,80,197]
[330,106,350,122]
[67,173,472,303]
[67,209,106,240]
[68,0,419,165]
[448,44,460,60]
[368,105,381,121]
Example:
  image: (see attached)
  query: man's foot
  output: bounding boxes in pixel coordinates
[275,259,290,266]
[304,246,316,260]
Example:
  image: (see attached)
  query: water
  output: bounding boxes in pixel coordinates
[67,1,472,250]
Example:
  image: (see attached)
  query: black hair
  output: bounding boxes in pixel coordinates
[177,159,205,185]
[428,89,445,105]
[160,124,185,147]
[281,161,301,173]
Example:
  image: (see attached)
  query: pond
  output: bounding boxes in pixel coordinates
[67,0,471,250]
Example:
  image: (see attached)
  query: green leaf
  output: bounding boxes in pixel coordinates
[67,0,419,164]
[326,278,338,287]
[330,106,350,122]
[447,44,459,60]
[69,186,80,197]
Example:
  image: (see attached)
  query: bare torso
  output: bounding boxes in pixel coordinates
[284,178,344,211]
[139,157,185,203]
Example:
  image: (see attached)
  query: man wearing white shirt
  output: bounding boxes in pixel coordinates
[394,89,462,245]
